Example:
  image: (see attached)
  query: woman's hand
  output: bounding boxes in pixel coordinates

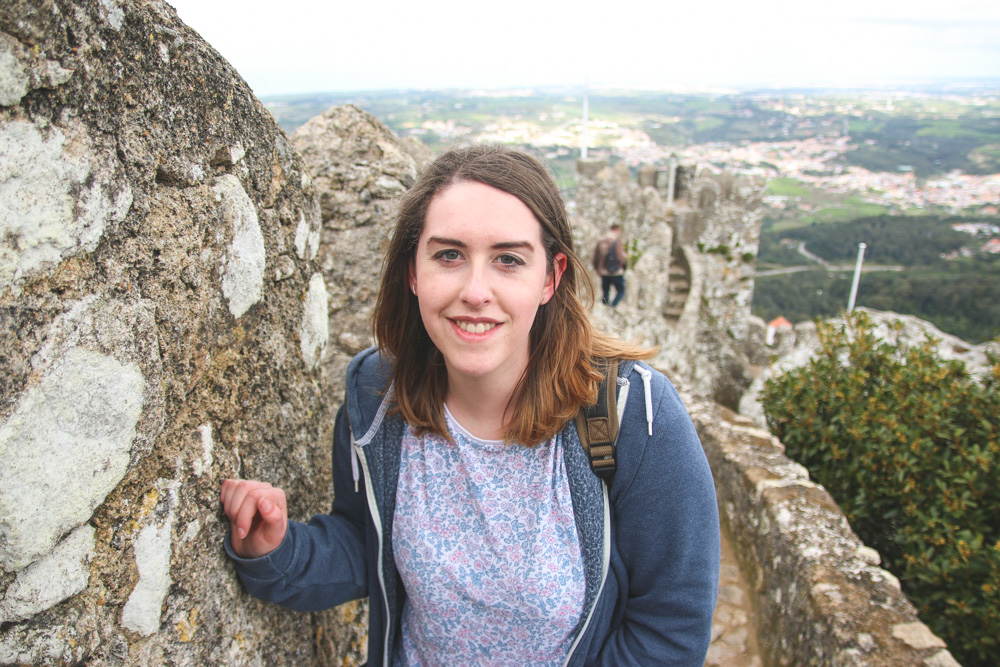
[220,479,288,559]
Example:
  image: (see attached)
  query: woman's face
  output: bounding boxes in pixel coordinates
[409,181,565,392]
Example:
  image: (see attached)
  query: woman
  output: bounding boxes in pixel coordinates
[221,145,720,666]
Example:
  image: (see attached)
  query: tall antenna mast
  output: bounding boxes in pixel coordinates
[847,243,867,312]
[581,78,589,160]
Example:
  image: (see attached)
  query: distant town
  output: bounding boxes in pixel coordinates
[425,121,1000,215]
[264,86,1000,221]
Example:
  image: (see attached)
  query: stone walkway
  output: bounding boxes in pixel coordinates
[706,526,763,666]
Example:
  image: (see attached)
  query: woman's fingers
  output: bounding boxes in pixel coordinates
[221,480,269,522]
[219,479,287,557]
[254,489,288,547]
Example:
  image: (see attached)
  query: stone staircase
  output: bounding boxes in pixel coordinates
[664,247,691,324]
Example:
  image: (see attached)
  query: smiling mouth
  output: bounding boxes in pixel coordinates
[455,321,497,334]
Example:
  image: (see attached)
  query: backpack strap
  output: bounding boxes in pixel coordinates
[575,359,620,480]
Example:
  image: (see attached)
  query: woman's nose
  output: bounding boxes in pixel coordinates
[460,264,492,307]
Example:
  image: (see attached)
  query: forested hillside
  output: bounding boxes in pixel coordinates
[753,215,1000,342]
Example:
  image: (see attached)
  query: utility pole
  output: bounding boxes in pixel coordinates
[847,242,866,312]
[581,78,589,160]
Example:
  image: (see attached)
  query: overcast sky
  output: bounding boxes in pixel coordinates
[165,0,1000,97]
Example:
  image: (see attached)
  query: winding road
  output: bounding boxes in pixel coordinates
[757,242,903,277]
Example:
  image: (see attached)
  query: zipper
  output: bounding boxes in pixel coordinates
[564,378,629,666]
[350,386,395,667]
[562,481,612,666]
[353,434,393,667]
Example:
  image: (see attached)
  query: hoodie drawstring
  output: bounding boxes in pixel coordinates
[351,432,360,493]
[618,366,653,435]
[348,384,395,495]
[615,366,654,438]
[636,367,654,436]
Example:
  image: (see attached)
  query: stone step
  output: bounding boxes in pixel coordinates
[665,296,687,308]
[663,306,685,318]
[669,281,690,293]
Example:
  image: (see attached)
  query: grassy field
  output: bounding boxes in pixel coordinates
[810,197,891,223]
[766,178,811,197]
[764,176,894,232]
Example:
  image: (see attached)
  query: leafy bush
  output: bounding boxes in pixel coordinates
[762,312,1000,666]
[624,238,643,269]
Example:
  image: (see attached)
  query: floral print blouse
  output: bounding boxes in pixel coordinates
[392,406,586,665]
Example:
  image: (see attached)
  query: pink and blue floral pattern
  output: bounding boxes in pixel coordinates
[393,407,585,665]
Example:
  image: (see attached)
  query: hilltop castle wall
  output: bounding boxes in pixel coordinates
[571,159,673,317]
[571,159,762,409]
[670,165,764,341]
[576,161,957,665]
[688,397,958,667]
[0,1,372,663]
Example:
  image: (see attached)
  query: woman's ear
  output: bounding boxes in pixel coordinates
[541,253,567,304]
[408,260,417,295]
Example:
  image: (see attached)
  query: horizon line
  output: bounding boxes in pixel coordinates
[255,78,1000,100]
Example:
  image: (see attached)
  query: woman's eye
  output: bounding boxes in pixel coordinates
[436,250,461,262]
[497,254,524,266]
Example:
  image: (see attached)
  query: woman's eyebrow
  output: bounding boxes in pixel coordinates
[425,237,535,252]
[426,236,465,248]
[492,241,535,252]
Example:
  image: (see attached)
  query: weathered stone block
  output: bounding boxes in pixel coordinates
[0,525,95,623]
[0,0,366,663]
[0,119,131,291]
[0,348,144,570]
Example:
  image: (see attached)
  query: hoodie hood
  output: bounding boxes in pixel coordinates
[345,347,395,443]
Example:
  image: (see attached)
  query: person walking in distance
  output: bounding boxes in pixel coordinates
[592,223,627,307]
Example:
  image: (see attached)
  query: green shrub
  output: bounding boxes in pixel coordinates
[762,312,1000,666]
[624,238,643,269]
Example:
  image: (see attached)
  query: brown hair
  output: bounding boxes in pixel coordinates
[373,144,652,445]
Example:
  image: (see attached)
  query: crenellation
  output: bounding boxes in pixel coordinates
[572,156,763,408]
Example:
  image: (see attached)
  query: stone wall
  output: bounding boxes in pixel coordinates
[671,165,764,341]
[0,1,369,663]
[571,159,672,316]
[573,166,964,661]
[739,307,1000,427]
[663,244,754,411]
[289,103,427,404]
[572,160,759,409]
[686,396,959,666]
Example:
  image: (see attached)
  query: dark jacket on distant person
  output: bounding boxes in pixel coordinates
[592,232,627,277]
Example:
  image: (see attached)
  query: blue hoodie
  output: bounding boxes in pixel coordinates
[226,348,720,666]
